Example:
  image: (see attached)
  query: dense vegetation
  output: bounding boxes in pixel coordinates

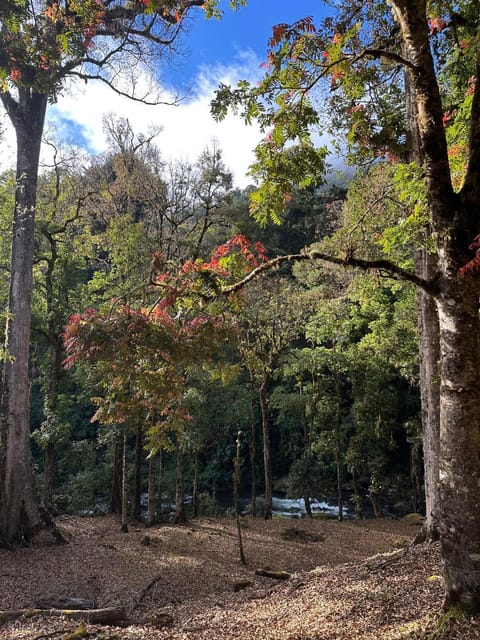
[0,133,420,522]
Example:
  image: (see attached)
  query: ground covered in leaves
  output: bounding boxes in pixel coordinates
[1,514,479,639]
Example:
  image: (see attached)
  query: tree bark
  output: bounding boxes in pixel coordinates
[334,366,343,522]
[436,279,480,609]
[405,41,440,541]
[42,441,55,513]
[121,430,128,533]
[110,433,123,514]
[133,422,143,521]
[233,431,246,564]
[415,249,440,539]
[146,453,157,526]
[192,449,199,518]
[173,446,186,524]
[391,0,480,609]
[259,380,272,520]
[0,89,48,545]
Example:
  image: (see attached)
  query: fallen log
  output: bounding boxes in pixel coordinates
[255,569,291,580]
[0,606,127,625]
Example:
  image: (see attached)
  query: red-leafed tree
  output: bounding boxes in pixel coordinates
[0,0,246,546]
[63,234,267,525]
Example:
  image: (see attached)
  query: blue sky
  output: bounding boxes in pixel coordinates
[170,1,328,89]
[1,2,332,188]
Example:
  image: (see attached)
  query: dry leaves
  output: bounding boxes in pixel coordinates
[0,515,478,639]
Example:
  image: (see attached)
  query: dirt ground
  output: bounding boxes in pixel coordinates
[0,514,479,639]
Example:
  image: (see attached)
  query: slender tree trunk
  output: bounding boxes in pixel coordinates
[249,404,257,517]
[0,90,48,544]
[173,446,186,524]
[121,431,128,533]
[133,423,143,521]
[110,433,123,514]
[42,441,55,513]
[192,449,199,518]
[334,368,343,522]
[156,449,164,516]
[259,380,272,520]
[351,467,362,518]
[405,52,441,540]
[415,249,440,538]
[233,431,246,564]
[304,495,312,518]
[146,453,157,527]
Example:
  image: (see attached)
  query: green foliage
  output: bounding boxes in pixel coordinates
[287,454,326,500]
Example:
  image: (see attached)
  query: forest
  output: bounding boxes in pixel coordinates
[0,1,480,638]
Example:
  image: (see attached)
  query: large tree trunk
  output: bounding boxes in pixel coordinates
[0,90,48,545]
[391,0,480,609]
[436,279,480,609]
[259,380,272,520]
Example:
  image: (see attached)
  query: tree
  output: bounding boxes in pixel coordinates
[63,234,266,525]
[214,1,480,610]
[0,0,244,545]
[236,276,307,519]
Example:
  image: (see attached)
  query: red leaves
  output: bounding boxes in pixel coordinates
[428,16,449,35]
[269,23,289,48]
[442,109,457,126]
[466,76,476,96]
[211,234,268,270]
[459,235,480,276]
[62,235,267,430]
[268,16,316,50]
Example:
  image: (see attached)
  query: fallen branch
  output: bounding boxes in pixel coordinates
[0,606,127,625]
[134,575,162,609]
[255,569,291,580]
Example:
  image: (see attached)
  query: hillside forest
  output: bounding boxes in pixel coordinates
[0,0,480,620]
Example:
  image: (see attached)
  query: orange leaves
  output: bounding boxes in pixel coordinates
[428,16,449,35]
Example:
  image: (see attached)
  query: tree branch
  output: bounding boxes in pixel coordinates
[221,250,439,295]
[356,47,416,70]
[67,71,177,105]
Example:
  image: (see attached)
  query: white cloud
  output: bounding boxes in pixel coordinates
[1,52,263,189]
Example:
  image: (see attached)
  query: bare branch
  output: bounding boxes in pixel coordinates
[221,250,439,295]
[67,71,178,106]
[357,48,415,70]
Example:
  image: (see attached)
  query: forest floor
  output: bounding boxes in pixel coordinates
[0,514,479,639]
